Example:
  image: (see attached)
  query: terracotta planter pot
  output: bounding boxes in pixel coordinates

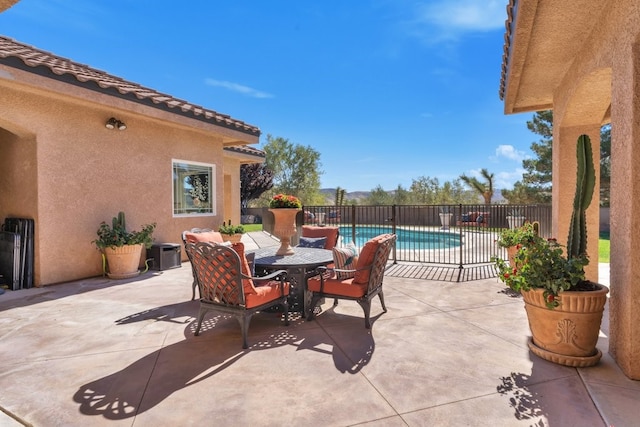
[104,244,144,279]
[222,233,243,244]
[506,246,518,268]
[269,208,300,256]
[522,283,609,367]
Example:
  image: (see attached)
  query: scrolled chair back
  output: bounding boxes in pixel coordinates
[185,242,246,306]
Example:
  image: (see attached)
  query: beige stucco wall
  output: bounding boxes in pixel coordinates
[503,0,640,379]
[546,1,639,380]
[0,66,258,286]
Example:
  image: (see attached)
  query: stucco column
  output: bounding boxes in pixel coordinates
[608,42,640,380]
[551,125,601,282]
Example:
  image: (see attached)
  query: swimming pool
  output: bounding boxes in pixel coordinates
[338,226,461,249]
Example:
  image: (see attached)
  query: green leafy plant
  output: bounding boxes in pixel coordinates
[495,222,538,248]
[93,211,156,250]
[218,220,245,235]
[269,193,302,209]
[494,135,597,309]
[494,237,588,308]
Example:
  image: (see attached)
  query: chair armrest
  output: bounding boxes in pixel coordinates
[244,269,289,297]
[243,269,288,283]
[313,264,373,292]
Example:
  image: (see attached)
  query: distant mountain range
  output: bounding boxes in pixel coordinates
[320,188,370,204]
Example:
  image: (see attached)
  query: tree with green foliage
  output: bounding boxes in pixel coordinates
[393,184,411,205]
[459,168,495,205]
[365,185,394,205]
[335,186,346,206]
[262,134,324,205]
[409,176,440,204]
[240,163,274,211]
[502,111,611,205]
[436,180,478,204]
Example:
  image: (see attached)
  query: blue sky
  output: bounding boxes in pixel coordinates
[0,0,537,192]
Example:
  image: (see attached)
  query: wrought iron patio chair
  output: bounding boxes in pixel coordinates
[306,233,396,328]
[185,241,290,349]
[182,228,225,300]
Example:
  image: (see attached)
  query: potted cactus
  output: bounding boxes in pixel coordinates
[494,135,608,367]
[218,220,245,244]
[93,212,156,279]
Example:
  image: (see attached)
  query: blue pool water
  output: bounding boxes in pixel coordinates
[338,226,461,249]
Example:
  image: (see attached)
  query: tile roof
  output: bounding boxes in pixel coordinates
[499,0,517,101]
[0,35,260,137]
[223,144,265,159]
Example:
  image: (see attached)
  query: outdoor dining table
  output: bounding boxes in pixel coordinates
[248,246,333,316]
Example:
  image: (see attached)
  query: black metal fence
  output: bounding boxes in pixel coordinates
[259,204,551,265]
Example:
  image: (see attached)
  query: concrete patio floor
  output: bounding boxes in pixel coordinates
[0,232,638,426]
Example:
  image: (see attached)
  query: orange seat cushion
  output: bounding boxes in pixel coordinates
[245,280,290,308]
[185,231,224,244]
[301,226,339,250]
[307,277,367,298]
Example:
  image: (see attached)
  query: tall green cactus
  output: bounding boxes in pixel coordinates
[112,211,127,232]
[567,134,596,259]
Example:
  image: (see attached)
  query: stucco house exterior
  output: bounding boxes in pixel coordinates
[501,0,640,379]
[0,35,264,287]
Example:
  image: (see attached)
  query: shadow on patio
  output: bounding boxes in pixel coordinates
[0,236,636,426]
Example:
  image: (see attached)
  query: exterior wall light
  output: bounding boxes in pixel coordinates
[105,117,127,130]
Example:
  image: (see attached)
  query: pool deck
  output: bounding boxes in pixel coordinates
[0,232,636,426]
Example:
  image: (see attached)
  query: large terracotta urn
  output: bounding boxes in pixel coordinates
[522,283,609,367]
[269,208,300,256]
[104,244,144,279]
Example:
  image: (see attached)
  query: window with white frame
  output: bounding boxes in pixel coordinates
[173,160,215,216]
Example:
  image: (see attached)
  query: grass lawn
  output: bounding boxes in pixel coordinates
[242,224,263,233]
[599,231,610,263]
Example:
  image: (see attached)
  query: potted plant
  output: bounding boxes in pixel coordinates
[439,206,453,230]
[506,208,526,229]
[218,220,245,244]
[93,211,156,279]
[494,134,608,367]
[495,222,538,267]
[268,194,302,255]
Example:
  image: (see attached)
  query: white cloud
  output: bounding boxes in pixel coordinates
[494,144,527,162]
[418,0,506,32]
[495,169,525,189]
[205,78,273,99]
[408,0,506,43]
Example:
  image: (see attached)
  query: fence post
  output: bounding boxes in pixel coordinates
[457,203,464,282]
[351,204,356,245]
[391,205,397,264]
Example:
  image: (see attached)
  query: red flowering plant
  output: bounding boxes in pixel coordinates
[493,233,588,308]
[269,194,302,209]
[495,222,538,248]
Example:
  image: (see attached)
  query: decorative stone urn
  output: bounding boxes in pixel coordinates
[269,208,300,256]
[104,244,143,279]
[522,284,609,367]
[439,213,453,230]
[506,215,526,229]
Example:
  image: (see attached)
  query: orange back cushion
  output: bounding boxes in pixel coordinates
[354,234,392,284]
[185,231,224,244]
[301,226,339,250]
[231,242,257,295]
